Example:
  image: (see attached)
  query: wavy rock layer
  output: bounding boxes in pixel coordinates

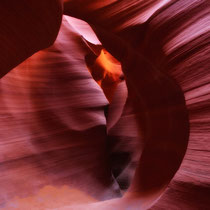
[0,0,210,209]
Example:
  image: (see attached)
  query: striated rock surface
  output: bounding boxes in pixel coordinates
[0,0,209,209]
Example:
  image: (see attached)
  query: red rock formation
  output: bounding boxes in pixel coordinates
[0,0,209,209]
